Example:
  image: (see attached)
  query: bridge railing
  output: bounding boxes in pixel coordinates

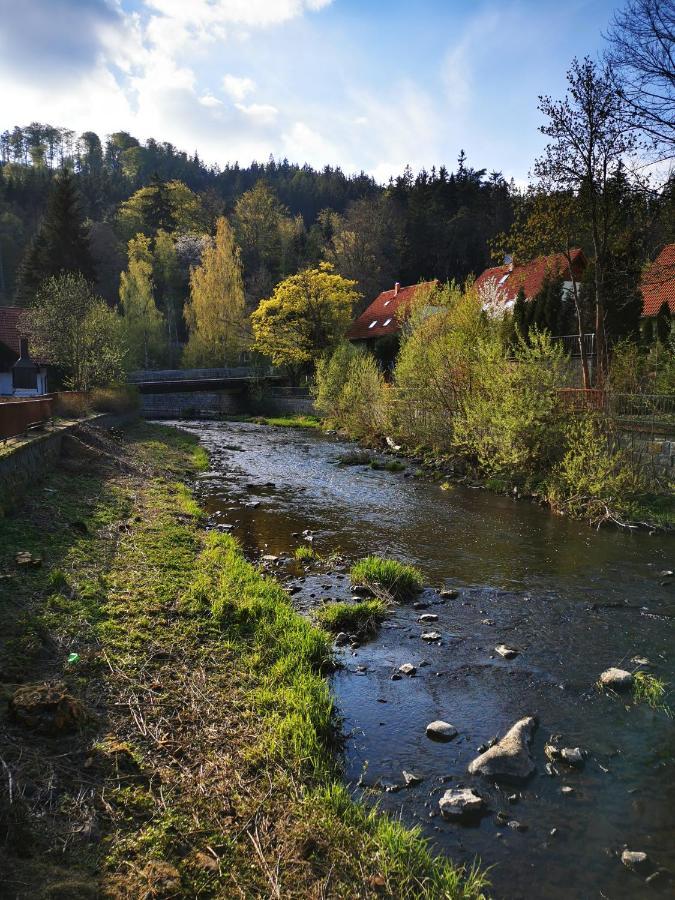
[128,366,264,383]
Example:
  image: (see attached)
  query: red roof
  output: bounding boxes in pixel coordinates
[0,307,29,359]
[474,249,587,306]
[641,243,675,317]
[348,281,438,340]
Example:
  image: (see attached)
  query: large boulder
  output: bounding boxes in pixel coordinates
[468,716,537,783]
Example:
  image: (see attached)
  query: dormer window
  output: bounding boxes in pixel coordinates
[383,299,391,307]
[498,273,510,285]
[368,320,378,329]
[383,318,392,326]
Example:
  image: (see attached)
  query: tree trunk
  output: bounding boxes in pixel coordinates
[565,249,590,390]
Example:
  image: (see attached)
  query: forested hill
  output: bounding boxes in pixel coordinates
[0,123,515,307]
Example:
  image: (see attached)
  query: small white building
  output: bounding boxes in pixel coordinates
[0,307,49,397]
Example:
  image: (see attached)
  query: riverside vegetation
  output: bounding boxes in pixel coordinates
[313,281,675,529]
[0,422,487,899]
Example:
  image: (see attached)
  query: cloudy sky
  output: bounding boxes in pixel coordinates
[0,0,623,183]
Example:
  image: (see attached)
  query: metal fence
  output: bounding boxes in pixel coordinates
[552,333,596,358]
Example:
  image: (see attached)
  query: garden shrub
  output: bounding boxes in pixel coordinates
[453,331,566,482]
[547,413,646,524]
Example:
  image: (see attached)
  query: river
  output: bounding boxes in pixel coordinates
[172,420,674,899]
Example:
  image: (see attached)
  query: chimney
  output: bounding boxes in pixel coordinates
[393,282,400,296]
[12,337,38,390]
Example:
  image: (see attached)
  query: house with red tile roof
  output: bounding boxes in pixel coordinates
[348,280,438,344]
[640,243,675,318]
[0,307,49,397]
[474,249,587,314]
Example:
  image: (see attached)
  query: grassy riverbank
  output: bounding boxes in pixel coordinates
[0,421,486,898]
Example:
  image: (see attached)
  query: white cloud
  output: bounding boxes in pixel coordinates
[145,0,333,30]
[222,74,256,101]
[236,103,279,125]
[282,122,342,168]
[199,94,223,108]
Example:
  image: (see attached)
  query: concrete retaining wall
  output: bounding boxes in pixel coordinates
[0,412,138,515]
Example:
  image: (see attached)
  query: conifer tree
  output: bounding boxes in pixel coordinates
[16,168,94,304]
[183,217,247,367]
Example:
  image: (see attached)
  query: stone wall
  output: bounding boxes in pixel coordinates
[617,428,674,486]
[139,390,243,419]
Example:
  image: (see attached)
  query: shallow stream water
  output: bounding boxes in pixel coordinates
[171,420,674,899]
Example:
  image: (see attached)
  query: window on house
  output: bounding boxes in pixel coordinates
[498,273,510,285]
[383,317,392,326]
[383,299,391,307]
[368,320,378,329]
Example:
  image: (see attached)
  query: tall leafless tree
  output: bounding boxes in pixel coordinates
[605,0,675,157]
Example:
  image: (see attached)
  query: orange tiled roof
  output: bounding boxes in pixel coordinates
[0,307,29,359]
[474,249,587,305]
[348,281,437,340]
[641,243,675,317]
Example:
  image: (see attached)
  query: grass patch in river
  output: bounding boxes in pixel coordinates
[317,599,388,637]
[350,555,424,602]
[633,672,671,714]
[254,414,322,429]
[295,544,319,562]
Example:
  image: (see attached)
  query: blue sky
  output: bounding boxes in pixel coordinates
[0,0,624,183]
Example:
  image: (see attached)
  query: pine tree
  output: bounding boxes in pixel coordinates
[144,173,176,235]
[15,168,94,304]
[183,217,247,367]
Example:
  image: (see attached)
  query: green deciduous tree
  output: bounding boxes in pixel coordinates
[182,217,247,367]
[251,264,358,373]
[28,272,126,389]
[119,234,168,369]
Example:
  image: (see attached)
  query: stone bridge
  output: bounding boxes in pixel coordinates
[128,368,314,418]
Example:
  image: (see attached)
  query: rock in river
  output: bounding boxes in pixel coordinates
[599,667,634,691]
[621,849,649,870]
[398,663,417,676]
[426,720,458,741]
[421,631,441,641]
[439,787,484,820]
[495,644,519,659]
[560,747,584,767]
[468,716,537,782]
[419,613,438,623]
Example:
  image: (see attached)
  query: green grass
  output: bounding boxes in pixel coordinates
[350,555,424,601]
[633,672,671,714]
[0,422,485,899]
[370,458,406,472]
[294,544,319,561]
[255,414,322,429]
[316,599,388,637]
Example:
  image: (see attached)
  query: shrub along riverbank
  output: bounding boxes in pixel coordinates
[0,422,486,899]
[313,282,674,530]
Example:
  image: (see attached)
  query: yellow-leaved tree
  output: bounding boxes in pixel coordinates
[251,264,359,373]
[119,234,168,369]
[182,217,248,367]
